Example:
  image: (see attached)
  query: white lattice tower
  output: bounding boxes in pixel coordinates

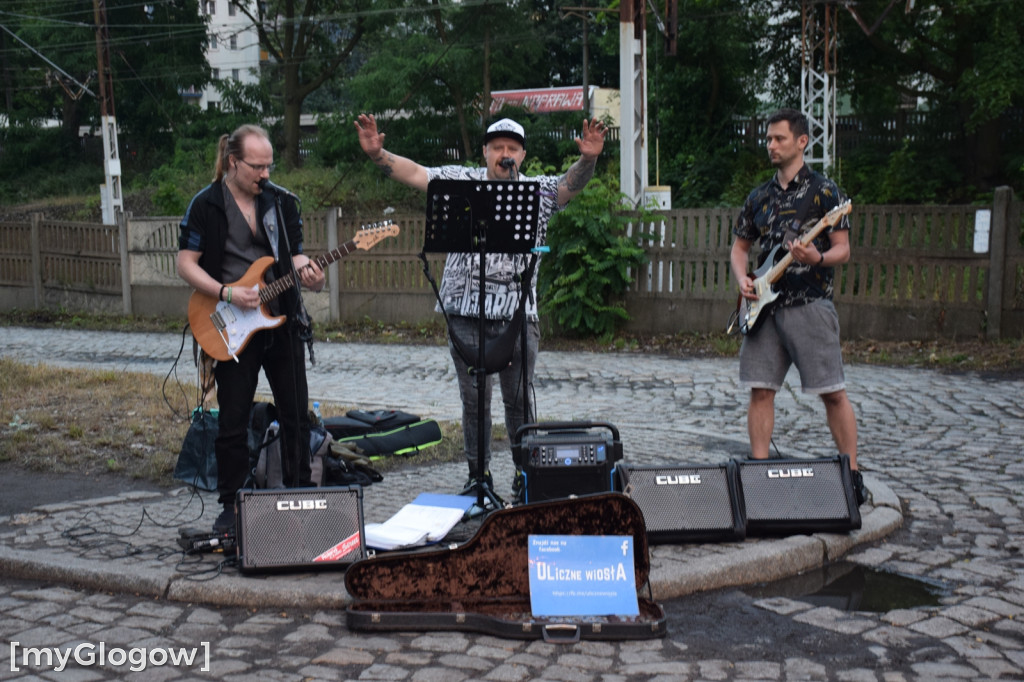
[800,0,838,172]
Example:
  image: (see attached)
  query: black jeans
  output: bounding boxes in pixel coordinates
[213,324,312,506]
[447,315,540,478]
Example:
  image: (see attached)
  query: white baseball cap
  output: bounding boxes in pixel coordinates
[484,118,525,146]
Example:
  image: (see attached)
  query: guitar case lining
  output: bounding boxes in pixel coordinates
[344,493,667,641]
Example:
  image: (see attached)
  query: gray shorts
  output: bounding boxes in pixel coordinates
[739,298,846,394]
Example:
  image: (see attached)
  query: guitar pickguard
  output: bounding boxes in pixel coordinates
[209,287,285,359]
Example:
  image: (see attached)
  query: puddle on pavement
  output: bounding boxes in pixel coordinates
[743,561,951,612]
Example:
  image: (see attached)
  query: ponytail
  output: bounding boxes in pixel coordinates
[213,124,270,182]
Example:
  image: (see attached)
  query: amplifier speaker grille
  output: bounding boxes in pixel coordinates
[621,463,745,543]
[737,456,861,535]
[522,465,617,503]
[236,486,365,572]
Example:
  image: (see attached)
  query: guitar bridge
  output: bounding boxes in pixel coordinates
[211,305,235,332]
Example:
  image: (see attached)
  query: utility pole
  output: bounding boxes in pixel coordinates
[94,0,123,225]
[560,3,592,116]
[619,0,647,208]
[800,0,838,173]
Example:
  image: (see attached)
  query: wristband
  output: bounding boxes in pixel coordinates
[817,252,825,267]
[227,287,233,304]
[219,285,226,301]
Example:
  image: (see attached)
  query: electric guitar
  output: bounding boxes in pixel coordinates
[736,200,852,336]
[188,221,399,362]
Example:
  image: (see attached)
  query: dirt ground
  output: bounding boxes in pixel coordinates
[0,461,168,518]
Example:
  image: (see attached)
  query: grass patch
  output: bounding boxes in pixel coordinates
[0,357,188,483]
[0,356,465,487]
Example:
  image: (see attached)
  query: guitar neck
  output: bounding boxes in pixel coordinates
[259,240,358,303]
[763,214,836,285]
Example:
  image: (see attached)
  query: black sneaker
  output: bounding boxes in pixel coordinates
[212,505,235,532]
[460,470,493,496]
[851,469,868,506]
[511,470,525,504]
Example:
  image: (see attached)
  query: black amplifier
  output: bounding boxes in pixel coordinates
[513,421,623,503]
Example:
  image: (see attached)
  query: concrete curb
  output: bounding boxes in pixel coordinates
[0,479,903,609]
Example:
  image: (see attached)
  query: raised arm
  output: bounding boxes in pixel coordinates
[355,114,430,192]
[556,118,608,206]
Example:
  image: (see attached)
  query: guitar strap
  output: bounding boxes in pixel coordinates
[265,193,316,366]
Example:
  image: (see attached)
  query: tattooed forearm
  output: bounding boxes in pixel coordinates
[373,151,396,177]
[560,157,597,194]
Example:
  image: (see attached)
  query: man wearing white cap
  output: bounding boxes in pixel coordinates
[355,113,607,500]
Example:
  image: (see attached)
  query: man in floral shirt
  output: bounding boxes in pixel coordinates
[730,108,866,506]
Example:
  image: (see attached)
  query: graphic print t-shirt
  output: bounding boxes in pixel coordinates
[426,165,562,321]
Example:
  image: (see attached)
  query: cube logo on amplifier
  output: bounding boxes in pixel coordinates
[621,463,746,543]
[737,455,861,535]
[236,486,366,572]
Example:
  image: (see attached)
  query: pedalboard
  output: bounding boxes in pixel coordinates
[177,526,237,555]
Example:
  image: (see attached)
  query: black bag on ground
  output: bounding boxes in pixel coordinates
[249,401,384,488]
[174,408,219,492]
[327,409,442,458]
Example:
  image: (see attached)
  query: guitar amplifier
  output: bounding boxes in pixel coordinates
[620,462,746,543]
[737,455,861,535]
[236,486,366,573]
[512,421,622,504]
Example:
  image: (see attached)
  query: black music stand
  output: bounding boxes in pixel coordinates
[422,178,540,513]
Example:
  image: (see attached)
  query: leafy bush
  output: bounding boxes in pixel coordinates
[538,169,653,339]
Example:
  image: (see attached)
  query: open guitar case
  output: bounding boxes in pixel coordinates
[344,492,667,641]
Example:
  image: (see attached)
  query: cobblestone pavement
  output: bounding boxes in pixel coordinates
[1,326,1022,681]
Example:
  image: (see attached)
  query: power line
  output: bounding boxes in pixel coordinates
[0,20,97,97]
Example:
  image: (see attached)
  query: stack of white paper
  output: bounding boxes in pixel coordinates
[364,493,474,551]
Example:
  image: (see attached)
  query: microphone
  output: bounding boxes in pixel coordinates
[499,157,518,180]
[258,178,297,199]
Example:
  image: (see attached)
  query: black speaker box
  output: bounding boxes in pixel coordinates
[737,455,861,535]
[514,421,622,504]
[620,462,746,543]
[236,486,366,573]
[521,462,619,503]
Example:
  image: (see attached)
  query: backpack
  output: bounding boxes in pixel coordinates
[250,401,383,488]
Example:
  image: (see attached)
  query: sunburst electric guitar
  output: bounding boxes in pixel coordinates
[189,222,399,361]
[737,200,852,336]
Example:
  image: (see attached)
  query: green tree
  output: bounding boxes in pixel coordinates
[343,0,611,164]
[637,0,768,207]
[229,0,369,168]
[838,0,1024,195]
[1,0,209,195]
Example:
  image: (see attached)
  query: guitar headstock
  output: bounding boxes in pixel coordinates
[353,221,400,250]
[823,199,853,226]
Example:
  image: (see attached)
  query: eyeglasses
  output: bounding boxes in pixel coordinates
[238,158,275,173]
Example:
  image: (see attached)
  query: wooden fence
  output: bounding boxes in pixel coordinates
[1,188,1021,341]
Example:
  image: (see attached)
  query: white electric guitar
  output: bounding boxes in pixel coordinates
[188,222,398,361]
[737,200,852,335]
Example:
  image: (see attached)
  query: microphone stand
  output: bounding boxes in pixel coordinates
[261,179,310,490]
[500,159,536,468]
[420,176,540,515]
